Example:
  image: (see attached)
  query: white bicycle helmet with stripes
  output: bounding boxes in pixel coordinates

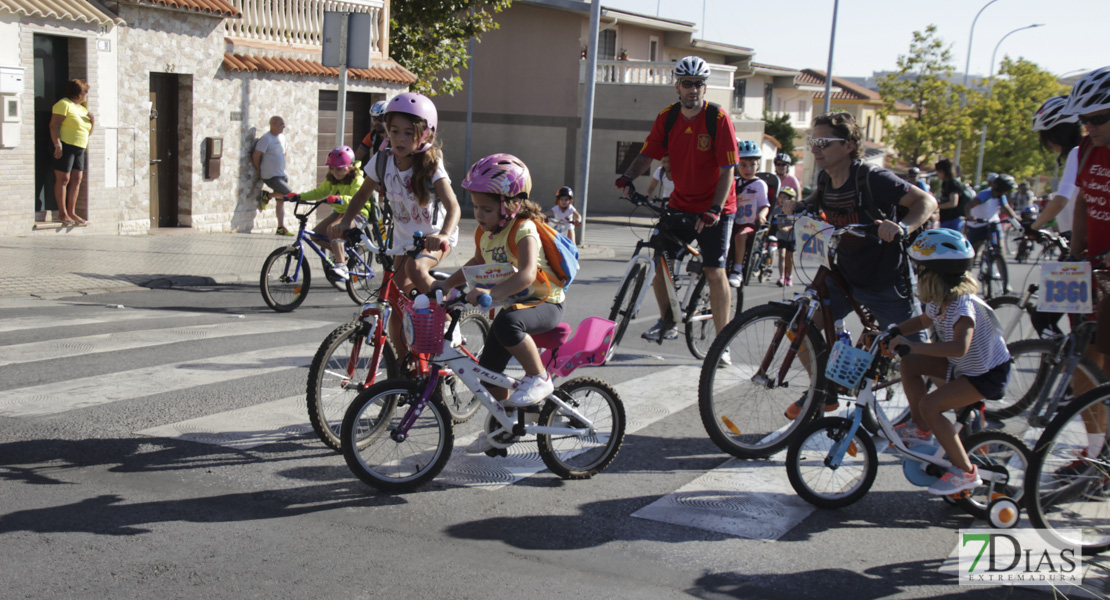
[674,56,710,79]
[1032,96,1078,131]
[1064,67,1110,116]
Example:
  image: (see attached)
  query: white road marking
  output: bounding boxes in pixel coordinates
[0,308,241,334]
[137,396,311,450]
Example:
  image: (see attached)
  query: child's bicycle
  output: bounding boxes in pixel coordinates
[546,216,575,238]
[340,291,625,492]
[785,331,1033,528]
[306,232,490,452]
[260,197,380,311]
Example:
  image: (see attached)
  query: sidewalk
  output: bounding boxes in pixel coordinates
[0,216,631,299]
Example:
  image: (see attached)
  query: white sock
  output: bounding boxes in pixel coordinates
[1088,434,1105,457]
[731,266,743,274]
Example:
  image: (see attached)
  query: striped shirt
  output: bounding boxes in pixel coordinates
[925,294,1010,378]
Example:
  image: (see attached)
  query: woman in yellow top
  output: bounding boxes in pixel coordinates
[49,80,93,226]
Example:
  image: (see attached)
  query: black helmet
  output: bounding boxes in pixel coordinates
[994,174,1016,193]
[908,167,920,177]
[556,186,574,198]
[774,152,793,165]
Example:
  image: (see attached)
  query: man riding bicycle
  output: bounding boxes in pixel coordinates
[780,111,936,417]
[616,56,739,344]
[965,173,1020,255]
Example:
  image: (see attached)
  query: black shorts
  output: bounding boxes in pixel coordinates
[960,361,1011,401]
[52,142,85,173]
[653,209,733,269]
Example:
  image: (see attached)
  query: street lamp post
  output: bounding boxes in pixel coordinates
[973,24,1044,187]
[954,0,999,171]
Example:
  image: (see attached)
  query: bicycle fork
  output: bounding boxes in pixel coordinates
[392,369,442,442]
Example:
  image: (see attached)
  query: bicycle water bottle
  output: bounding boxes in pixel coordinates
[834,319,851,346]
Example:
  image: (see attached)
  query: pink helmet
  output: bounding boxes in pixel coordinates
[462,154,532,199]
[385,92,438,153]
[326,145,354,168]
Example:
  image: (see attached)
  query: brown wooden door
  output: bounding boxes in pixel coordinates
[149,74,179,227]
[317,91,377,182]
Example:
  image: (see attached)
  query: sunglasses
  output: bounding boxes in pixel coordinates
[1079,112,1110,127]
[679,80,706,89]
[807,137,846,150]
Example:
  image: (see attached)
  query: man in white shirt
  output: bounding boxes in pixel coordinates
[253,116,292,235]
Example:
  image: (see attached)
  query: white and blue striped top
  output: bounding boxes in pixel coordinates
[925,294,1010,378]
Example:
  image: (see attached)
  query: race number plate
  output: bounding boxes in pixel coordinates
[795,216,834,270]
[1037,262,1093,314]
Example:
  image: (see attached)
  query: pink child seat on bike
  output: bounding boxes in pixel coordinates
[540,317,617,379]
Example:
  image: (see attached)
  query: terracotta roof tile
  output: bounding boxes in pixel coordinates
[131,0,239,18]
[800,69,883,103]
[222,52,418,85]
[0,0,122,24]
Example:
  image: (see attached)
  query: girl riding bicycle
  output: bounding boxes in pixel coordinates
[289,145,366,280]
[545,186,581,243]
[888,228,1011,495]
[435,154,566,453]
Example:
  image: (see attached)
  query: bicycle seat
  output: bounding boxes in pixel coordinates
[541,317,617,378]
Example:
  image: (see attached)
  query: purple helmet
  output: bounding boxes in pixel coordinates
[326,145,354,168]
[385,92,438,153]
[462,154,532,199]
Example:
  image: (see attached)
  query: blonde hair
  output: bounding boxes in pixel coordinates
[917,269,978,306]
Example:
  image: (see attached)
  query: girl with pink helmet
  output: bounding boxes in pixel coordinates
[435,154,567,453]
[285,145,365,280]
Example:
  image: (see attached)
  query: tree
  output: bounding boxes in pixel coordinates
[390,0,512,96]
[762,113,796,156]
[877,25,971,168]
[964,57,1069,182]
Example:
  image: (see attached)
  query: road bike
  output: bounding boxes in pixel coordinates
[786,332,1031,527]
[607,191,740,361]
[698,219,916,459]
[306,232,491,452]
[340,291,625,492]
[260,198,380,311]
[967,218,1013,300]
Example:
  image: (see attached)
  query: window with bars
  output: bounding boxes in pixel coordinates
[599,30,617,60]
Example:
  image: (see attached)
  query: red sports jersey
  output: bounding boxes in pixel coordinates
[640,102,739,214]
[1079,144,1110,258]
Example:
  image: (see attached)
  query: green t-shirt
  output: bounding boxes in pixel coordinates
[52,98,91,148]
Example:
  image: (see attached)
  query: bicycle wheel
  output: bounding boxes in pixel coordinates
[607,262,647,360]
[307,320,400,452]
[684,273,717,360]
[699,302,828,458]
[1025,384,1110,554]
[741,231,761,288]
[988,295,1034,344]
[345,244,380,305]
[786,416,878,509]
[537,377,626,479]
[985,338,1107,424]
[341,380,454,493]
[982,253,1009,299]
[439,310,490,424]
[953,430,1033,520]
[260,245,310,312]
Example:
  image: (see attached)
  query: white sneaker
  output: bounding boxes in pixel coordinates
[505,373,554,407]
[718,348,732,367]
[465,432,496,455]
[727,269,743,287]
[331,263,350,281]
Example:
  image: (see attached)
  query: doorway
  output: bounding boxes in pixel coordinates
[149,73,179,227]
[317,90,378,182]
[33,34,69,219]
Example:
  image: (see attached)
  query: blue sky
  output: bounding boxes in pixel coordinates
[599,0,1105,81]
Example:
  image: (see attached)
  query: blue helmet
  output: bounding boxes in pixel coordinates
[908,228,974,274]
[1022,204,1039,215]
[737,139,760,158]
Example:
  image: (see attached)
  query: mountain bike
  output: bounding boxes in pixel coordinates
[260,198,380,311]
[698,218,916,459]
[786,332,1031,526]
[607,191,740,361]
[340,291,625,492]
[967,218,1013,299]
[306,232,491,452]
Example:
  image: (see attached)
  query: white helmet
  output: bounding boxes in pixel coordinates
[1033,96,1078,131]
[1064,67,1110,116]
[674,56,710,79]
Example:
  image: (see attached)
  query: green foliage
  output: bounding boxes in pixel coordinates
[390,0,512,96]
[964,57,1069,181]
[877,25,971,168]
[762,113,796,155]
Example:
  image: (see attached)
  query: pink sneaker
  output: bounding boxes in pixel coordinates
[894,422,933,445]
[784,276,793,286]
[928,465,982,495]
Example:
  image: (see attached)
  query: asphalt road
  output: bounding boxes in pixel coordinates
[0,227,1085,600]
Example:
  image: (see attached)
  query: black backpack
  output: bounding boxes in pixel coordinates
[661,102,721,151]
[811,162,900,224]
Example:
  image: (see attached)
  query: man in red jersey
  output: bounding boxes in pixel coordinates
[617,56,739,353]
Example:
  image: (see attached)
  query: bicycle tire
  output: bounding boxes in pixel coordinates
[307,320,400,452]
[988,295,1035,344]
[261,245,310,312]
[341,379,453,493]
[537,377,626,479]
[607,262,647,361]
[786,416,879,509]
[981,253,1009,299]
[985,338,1108,422]
[439,310,491,424]
[1025,383,1110,555]
[953,430,1033,520]
[741,230,761,288]
[699,302,828,459]
[344,244,379,305]
[684,273,716,359]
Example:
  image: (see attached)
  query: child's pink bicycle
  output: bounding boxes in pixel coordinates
[340,290,625,492]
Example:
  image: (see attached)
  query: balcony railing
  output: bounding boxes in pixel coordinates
[226,0,385,51]
[580,60,737,88]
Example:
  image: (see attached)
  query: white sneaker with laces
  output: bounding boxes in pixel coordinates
[465,431,496,455]
[331,263,350,281]
[505,373,554,407]
[727,269,743,287]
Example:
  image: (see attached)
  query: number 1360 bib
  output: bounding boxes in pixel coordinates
[1038,262,1093,314]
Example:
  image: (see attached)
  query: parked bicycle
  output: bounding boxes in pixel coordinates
[260,197,380,311]
[698,218,915,459]
[607,191,740,361]
[341,290,625,492]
